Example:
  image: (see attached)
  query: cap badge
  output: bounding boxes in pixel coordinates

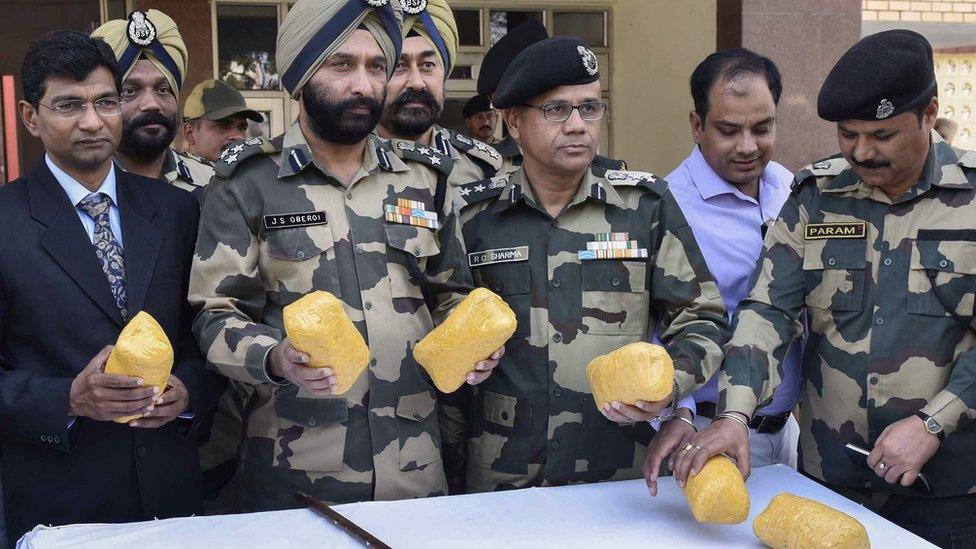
[578,45,598,77]
[127,10,156,47]
[364,0,389,7]
[876,98,894,120]
[402,0,428,15]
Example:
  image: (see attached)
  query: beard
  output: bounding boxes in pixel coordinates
[117,110,177,162]
[380,88,442,137]
[302,82,384,145]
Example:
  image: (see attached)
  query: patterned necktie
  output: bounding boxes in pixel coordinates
[78,193,127,319]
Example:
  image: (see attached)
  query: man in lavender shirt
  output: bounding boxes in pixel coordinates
[644,49,802,496]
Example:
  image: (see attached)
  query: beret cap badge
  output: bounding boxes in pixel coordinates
[876,98,895,119]
[578,45,598,76]
[401,0,427,14]
[126,10,156,47]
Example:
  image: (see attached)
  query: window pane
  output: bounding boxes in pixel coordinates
[217,4,279,90]
[106,0,126,21]
[456,9,481,46]
[489,11,543,46]
[552,12,606,47]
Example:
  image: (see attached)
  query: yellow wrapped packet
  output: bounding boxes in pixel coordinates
[283,291,370,395]
[586,342,674,410]
[754,493,870,549]
[683,455,750,524]
[413,287,517,393]
[104,311,174,424]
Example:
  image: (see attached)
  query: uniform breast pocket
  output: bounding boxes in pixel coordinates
[908,234,976,317]
[385,224,441,301]
[581,260,648,335]
[802,240,867,311]
[272,395,348,473]
[473,262,530,337]
[469,390,532,474]
[265,224,338,297]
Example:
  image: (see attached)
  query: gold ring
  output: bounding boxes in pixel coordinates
[693,445,703,452]
[878,462,887,470]
[682,443,695,452]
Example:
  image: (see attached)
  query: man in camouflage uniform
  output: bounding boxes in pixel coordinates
[445,37,729,493]
[377,0,501,186]
[475,19,626,176]
[92,10,213,200]
[181,79,264,164]
[189,0,502,512]
[673,31,976,547]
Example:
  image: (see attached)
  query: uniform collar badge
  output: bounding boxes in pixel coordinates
[578,45,599,77]
[377,146,393,172]
[876,98,894,119]
[127,10,157,47]
[364,0,389,6]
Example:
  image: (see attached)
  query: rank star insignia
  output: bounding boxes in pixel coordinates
[459,187,471,196]
[401,0,428,14]
[126,10,156,47]
[230,144,245,153]
[417,147,431,155]
[426,155,442,165]
[219,148,230,160]
[474,184,486,192]
[876,98,894,119]
[225,153,239,163]
[578,45,599,76]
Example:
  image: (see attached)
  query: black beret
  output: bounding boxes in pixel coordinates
[818,29,936,122]
[462,94,492,118]
[493,37,600,109]
[476,19,548,97]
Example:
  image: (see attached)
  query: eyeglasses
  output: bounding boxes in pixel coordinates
[520,101,608,122]
[39,97,123,119]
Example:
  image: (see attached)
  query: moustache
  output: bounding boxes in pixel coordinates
[853,158,891,169]
[127,111,174,132]
[392,89,438,111]
[480,125,492,132]
[337,96,382,116]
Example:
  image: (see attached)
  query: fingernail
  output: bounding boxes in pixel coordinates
[676,481,684,488]
[153,387,161,395]
[323,368,333,375]
[475,363,486,371]
[130,421,139,427]
[467,373,476,382]
[612,402,621,410]
[635,401,646,409]
[603,404,610,412]
[136,379,145,386]
[155,397,163,404]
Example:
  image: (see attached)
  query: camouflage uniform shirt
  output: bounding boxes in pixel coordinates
[719,135,976,497]
[166,148,215,201]
[428,125,501,186]
[189,123,473,511]
[449,166,729,492]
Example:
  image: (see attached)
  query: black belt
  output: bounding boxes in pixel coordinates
[696,401,791,434]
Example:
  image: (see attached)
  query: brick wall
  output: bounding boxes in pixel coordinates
[862,0,976,22]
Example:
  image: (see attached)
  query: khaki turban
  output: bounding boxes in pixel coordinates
[401,0,458,79]
[277,0,404,98]
[91,9,188,95]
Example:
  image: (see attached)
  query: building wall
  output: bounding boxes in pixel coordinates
[863,0,976,22]
[609,0,716,174]
[741,0,863,171]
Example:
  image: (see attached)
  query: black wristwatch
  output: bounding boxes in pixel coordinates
[915,411,945,440]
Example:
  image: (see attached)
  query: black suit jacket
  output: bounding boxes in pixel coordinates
[0,161,221,544]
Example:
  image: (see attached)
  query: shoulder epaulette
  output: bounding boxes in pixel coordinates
[603,169,665,196]
[214,137,280,178]
[447,131,502,170]
[592,155,627,172]
[957,148,976,169]
[389,139,454,177]
[792,154,846,191]
[456,175,508,206]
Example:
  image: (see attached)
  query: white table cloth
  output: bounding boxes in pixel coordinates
[17,465,934,548]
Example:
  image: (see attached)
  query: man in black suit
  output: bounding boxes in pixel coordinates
[0,30,219,545]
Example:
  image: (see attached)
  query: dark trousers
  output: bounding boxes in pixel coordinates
[819,480,976,548]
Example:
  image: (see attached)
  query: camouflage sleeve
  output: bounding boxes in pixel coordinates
[651,191,730,398]
[424,183,475,325]
[921,352,976,436]
[189,179,285,386]
[437,384,471,490]
[718,191,808,419]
